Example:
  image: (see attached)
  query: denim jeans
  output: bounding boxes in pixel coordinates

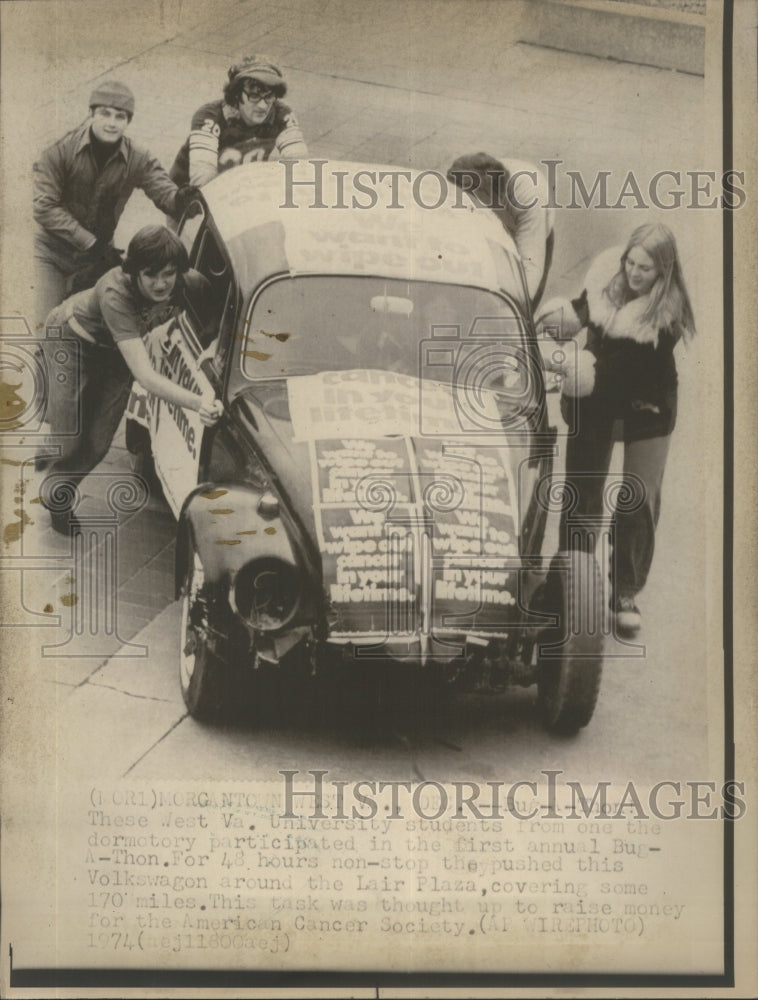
[38,321,133,509]
[33,230,117,336]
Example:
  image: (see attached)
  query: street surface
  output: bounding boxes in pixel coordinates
[3,0,714,786]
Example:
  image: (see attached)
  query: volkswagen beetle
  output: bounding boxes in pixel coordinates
[126,161,603,733]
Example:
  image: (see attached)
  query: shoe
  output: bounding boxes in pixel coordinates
[49,510,81,536]
[614,595,641,636]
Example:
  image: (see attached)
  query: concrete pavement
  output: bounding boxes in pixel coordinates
[2,0,708,778]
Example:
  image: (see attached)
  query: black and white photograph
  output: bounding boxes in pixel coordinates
[0,0,756,994]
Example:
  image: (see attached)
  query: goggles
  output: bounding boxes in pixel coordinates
[241,84,276,104]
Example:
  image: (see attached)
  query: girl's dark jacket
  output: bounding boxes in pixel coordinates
[569,247,680,436]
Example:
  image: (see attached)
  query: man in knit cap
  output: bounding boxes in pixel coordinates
[170,55,308,188]
[33,80,197,332]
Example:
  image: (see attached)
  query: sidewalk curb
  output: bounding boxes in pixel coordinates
[517,0,705,75]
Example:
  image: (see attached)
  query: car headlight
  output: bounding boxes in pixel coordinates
[257,491,280,519]
[232,557,300,632]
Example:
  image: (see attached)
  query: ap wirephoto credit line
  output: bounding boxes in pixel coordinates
[0,0,755,996]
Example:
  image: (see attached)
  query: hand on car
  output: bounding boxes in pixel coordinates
[537,337,565,373]
[560,349,596,398]
[198,395,223,426]
[534,297,582,340]
[174,184,202,218]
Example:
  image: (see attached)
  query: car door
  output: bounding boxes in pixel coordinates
[147,216,236,515]
[145,313,215,516]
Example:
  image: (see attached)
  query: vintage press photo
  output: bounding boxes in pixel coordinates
[0,0,756,995]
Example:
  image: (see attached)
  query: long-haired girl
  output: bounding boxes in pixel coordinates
[538,223,696,635]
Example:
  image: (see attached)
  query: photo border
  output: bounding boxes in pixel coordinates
[2,0,744,992]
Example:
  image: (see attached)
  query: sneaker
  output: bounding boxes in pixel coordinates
[614,595,641,636]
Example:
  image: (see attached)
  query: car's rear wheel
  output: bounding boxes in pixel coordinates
[537,549,603,734]
[180,549,244,721]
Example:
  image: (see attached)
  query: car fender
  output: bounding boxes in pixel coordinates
[175,482,297,598]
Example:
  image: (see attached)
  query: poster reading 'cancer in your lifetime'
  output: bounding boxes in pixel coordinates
[309,435,518,634]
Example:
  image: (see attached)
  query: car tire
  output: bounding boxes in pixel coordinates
[537,549,603,734]
[180,548,244,721]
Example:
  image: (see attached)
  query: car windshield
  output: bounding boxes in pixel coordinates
[240,276,530,385]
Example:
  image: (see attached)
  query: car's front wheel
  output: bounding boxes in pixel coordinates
[180,548,243,721]
[537,549,604,734]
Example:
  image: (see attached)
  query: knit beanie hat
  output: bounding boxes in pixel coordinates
[227,56,287,96]
[89,80,135,116]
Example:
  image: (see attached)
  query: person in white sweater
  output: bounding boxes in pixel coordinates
[447,151,554,307]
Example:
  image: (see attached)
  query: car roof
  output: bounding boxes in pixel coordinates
[201,161,527,304]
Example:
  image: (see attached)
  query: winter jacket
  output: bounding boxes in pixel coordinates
[571,247,679,433]
[33,120,179,252]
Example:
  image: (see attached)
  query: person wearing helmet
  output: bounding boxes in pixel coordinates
[170,55,308,188]
[447,152,555,308]
[33,81,197,333]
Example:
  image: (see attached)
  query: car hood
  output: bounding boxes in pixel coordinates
[232,370,528,638]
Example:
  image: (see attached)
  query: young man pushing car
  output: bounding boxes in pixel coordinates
[33,80,198,333]
[170,55,308,187]
[37,225,222,534]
